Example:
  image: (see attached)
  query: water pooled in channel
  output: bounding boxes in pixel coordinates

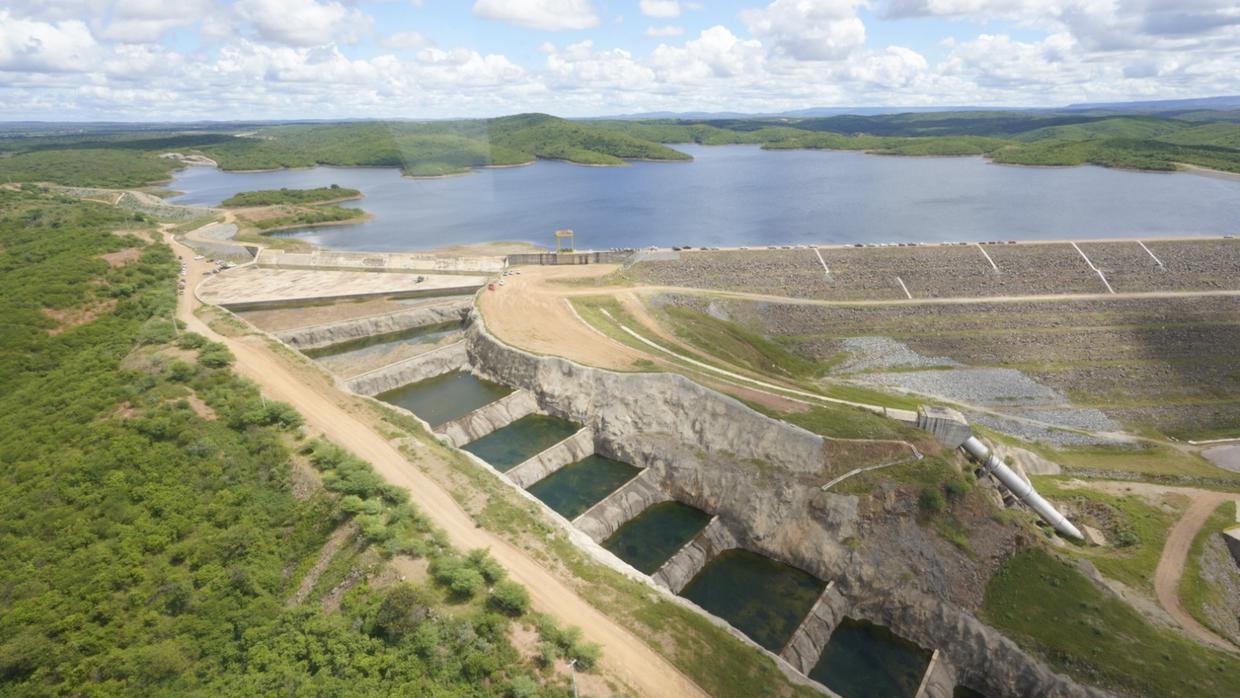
[810,618,932,698]
[602,501,712,574]
[304,321,459,360]
[377,370,510,427]
[462,414,581,471]
[680,548,825,652]
[526,455,640,520]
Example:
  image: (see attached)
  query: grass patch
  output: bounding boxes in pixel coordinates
[982,548,1240,698]
[975,426,1240,484]
[659,305,819,379]
[1034,479,1181,592]
[1179,501,1238,639]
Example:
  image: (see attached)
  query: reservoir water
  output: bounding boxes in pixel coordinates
[525,455,640,520]
[377,371,510,427]
[810,617,931,698]
[680,548,826,652]
[167,145,1240,250]
[602,501,712,574]
[462,414,581,471]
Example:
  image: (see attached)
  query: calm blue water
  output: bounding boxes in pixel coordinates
[168,145,1240,251]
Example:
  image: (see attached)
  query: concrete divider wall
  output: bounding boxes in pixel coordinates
[436,390,539,448]
[574,468,672,542]
[780,583,840,674]
[258,248,506,274]
[651,517,737,593]
[345,341,468,396]
[507,427,595,489]
[277,299,472,350]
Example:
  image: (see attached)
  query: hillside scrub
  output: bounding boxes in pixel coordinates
[0,188,561,695]
[220,185,361,207]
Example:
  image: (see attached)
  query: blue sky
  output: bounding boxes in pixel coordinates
[1,1,1238,120]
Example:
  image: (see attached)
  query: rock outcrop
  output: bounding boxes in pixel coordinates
[276,299,471,351]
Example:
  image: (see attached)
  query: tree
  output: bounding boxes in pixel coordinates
[488,580,529,617]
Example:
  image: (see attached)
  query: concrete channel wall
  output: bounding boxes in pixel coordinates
[507,427,595,489]
[345,341,468,396]
[780,583,839,675]
[435,390,539,448]
[574,467,672,542]
[258,248,506,274]
[276,299,472,351]
[651,517,737,593]
[462,311,1108,698]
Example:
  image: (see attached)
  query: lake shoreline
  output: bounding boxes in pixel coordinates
[167,144,1240,252]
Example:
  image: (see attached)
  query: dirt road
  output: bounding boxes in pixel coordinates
[167,234,706,698]
[1153,490,1239,652]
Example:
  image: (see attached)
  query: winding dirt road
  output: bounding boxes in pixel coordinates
[167,234,706,698]
[1153,490,1239,652]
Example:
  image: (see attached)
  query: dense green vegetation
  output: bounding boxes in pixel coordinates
[600,110,1240,173]
[249,205,366,231]
[0,149,181,187]
[220,185,360,207]
[0,188,572,695]
[0,115,691,186]
[3,110,1238,188]
[982,548,1240,698]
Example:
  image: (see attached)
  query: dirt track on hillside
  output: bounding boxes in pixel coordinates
[168,233,706,698]
[1154,491,1239,652]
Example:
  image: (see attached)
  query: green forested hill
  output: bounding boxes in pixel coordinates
[0,188,581,695]
[2,109,1239,188]
[0,115,692,185]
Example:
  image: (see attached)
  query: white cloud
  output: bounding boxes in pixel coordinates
[472,0,600,31]
[236,0,373,47]
[640,0,682,19]
[645,25,685,37]
[380,31,435,50]
[0,12,99,73]
[741,0,867,61]
[97,0,212,44]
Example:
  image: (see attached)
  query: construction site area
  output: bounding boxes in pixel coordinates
[171,220,1240,698]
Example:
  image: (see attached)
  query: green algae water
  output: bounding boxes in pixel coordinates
[810,618,932,698]
[602,501,712,574]
[525,455,640,520]
[304,321,459,359]
[681,549,825,652]
[462,414,580,472]
[377,371,510,427]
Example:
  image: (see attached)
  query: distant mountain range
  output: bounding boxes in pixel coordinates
[596,95,1240,121]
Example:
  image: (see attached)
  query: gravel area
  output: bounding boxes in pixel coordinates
[1196,535,1240,644]
[864,367,1067,406]
[835,336,959,373]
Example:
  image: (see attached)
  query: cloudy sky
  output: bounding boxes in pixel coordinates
[2,0,1238,121]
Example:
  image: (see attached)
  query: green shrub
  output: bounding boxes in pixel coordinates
[489,580,530,617]
[372,584,429,642]
[919,487,945,513]
[944,479,970,499]
[176,332,207,350]
[468,548,506,584]
[167,361,195,383]
[432,556,484,598]
[197,342,233,368]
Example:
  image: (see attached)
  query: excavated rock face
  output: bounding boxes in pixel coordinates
[276,299,471,350]
[463,312,1107,697]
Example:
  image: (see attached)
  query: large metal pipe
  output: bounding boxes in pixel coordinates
[960,436,1083,540]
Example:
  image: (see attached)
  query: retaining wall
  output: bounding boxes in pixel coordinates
[345,341,468,396]
[277,299,472,350]
[574,467,672,541]
[651,517,737,593]
[258,248,505,274]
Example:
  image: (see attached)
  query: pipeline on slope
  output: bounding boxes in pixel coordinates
[960,436,1083,540]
